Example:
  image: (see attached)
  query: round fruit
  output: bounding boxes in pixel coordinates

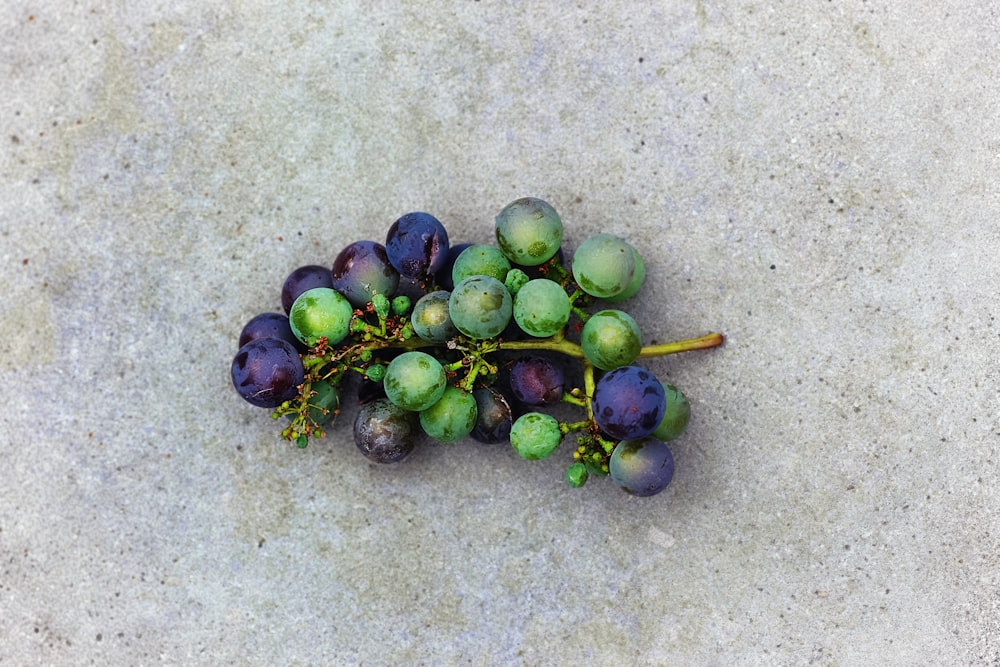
[281,265,333,314]
[571,233,635,298]
[592,365,666,440]
[580,309,642,370]
[495,197,563,266]
[354,398,420,463]
[385,212,450,279]
[470,387,514,444]
[609,437,675,497]
[231,338,305,408]
[383,351,447,411]
[448,275,513,339]
[331,240,400,308]
[512,279,571,338]
[508,355,564,405]
[510,412,562,460]
[419,386,478,443]
[603,244,645,303]
[411,291,458,344]
[288,287,354,347]
[238,312,304,352]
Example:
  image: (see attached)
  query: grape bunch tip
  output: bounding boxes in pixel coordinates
[231,196,723,497]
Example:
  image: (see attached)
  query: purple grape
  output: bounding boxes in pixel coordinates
[591,365,666,440]
[609,437,675,497]
[231,338,304,408]
[354,398,420,463]
[281,265,333,314]
[385,212,450,279]
[470,387,515,444]
[508,355,564,406]
[237,312,305,352]
[331,240,400,308]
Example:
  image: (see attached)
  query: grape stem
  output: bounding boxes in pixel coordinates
[498,331,724,359]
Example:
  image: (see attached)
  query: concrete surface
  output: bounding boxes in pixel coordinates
[2,2,998,665]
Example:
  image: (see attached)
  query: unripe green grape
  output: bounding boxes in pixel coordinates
[383,351,447,411]
[289,287,354,346]
[411,291,458,344]
[512,279,571,338]
[603,245,645,303]
[451,244,512,285]
[448,275,512,339]
[495,197,563,266]
[419,386,478,443]
[580,309,642,370]
[391,295,412,316]
[510,412,562,460]
[652,383,691,441]
[571,233,635,299]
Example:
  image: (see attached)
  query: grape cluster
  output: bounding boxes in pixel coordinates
[231,197,722,497]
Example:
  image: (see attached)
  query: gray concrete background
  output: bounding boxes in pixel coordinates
[2,2,998,665]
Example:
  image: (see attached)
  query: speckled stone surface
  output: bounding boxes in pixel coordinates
[2,2,998,665]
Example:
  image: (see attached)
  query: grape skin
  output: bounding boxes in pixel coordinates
[354,398,420,463]
[331,240,400,308]
[231,338,305,408]
[510,412,562,460]
[512,278,571,338]
[383,351,447,412]
[470,387,514,444]
[238,312,305,352]
[451,244,512,285]
[448,275,513,340]
[592,365,666,440]
[508,355,564,406]
[571,233,635,299]
[653,383,691,441]
[609,437,675,497]
[580,309,642,371]
[419,386,478,443]
[495,197,563,267]
[385,212,450,279]
[411,291,458,344]
[288,287,354,347]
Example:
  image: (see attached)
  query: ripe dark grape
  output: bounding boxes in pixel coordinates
[470,387,515,444]
[331,240,400,308]
[609,437,675,497]
[385,212,450,279]
[592,365,666,440]
[281,265,334,314]
[354,398,420,463]
[231,338,305,408]
[238,312,304,352]
[508,355,564,406]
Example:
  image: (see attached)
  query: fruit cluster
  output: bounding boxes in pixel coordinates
[230,197,722,496]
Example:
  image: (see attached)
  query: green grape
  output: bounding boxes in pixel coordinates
[571,233,635,299]
[512,279,571,338]
[451,244,512,285]
[495,197,563,266]
[383,351,447,411]
[289,287,354,346]
[603,244,645,303]
[448,275,513,339]
[581,309,641,370]
[411,290,458,344]
[419,386,478,443]
[510,412,562,460]
[652,383,691,441]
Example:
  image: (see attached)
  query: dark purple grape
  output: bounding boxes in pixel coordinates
[281,265,333,314]
[470,387,514,444]
[508,355,564,405]
[435,242,472,290]
[237,312,304,352]
[231,338,304,408]
[609,437,675,497]
[385,212,450,279]
[354,398,420,463]
[591,365,666,440]
[330,240,400,308]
